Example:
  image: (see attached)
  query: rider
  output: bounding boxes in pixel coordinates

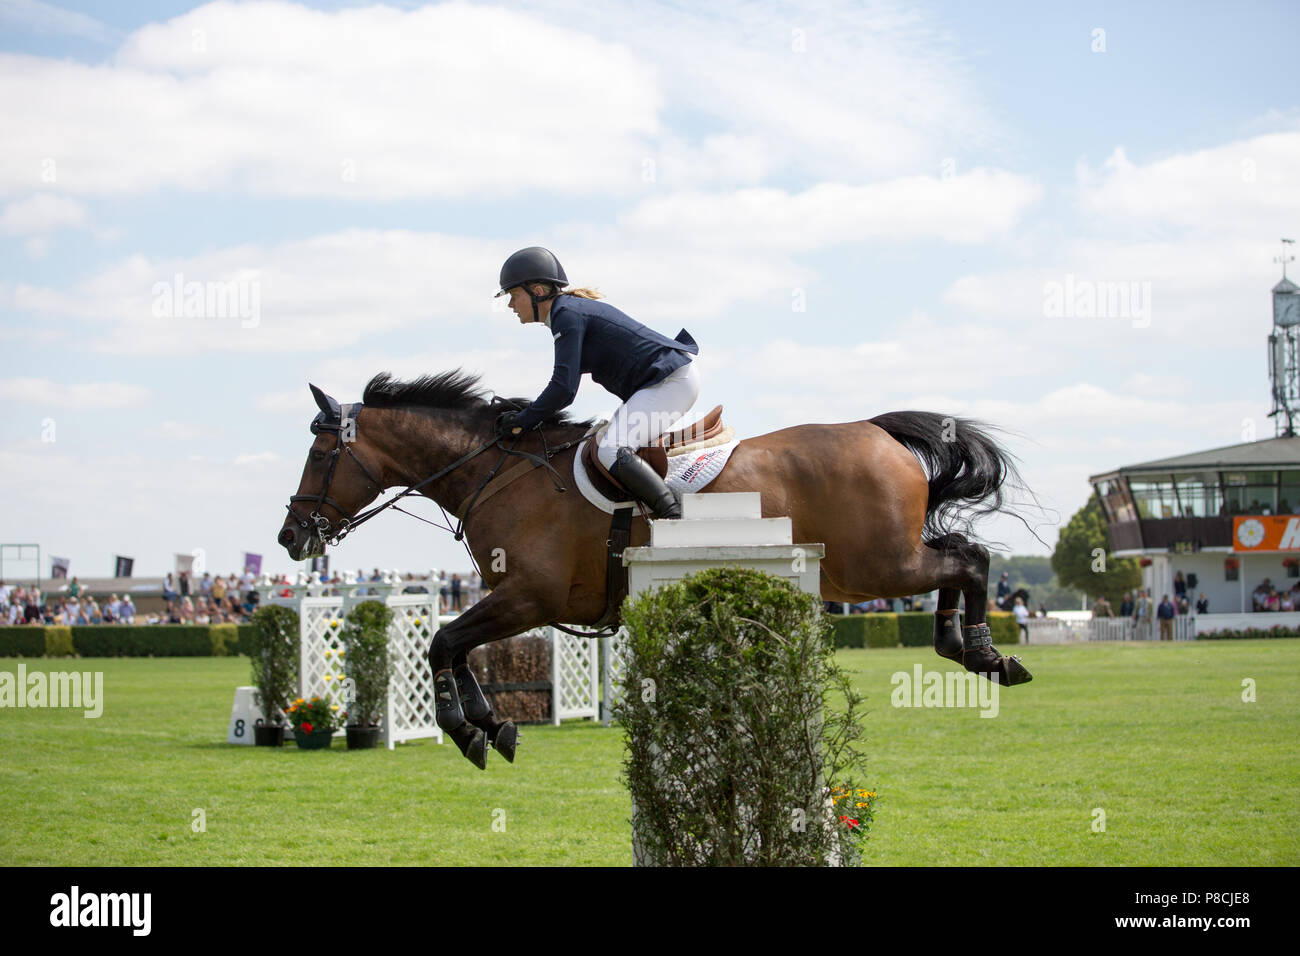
[494,246,700,519]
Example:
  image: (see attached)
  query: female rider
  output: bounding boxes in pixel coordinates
[494,246,700,519]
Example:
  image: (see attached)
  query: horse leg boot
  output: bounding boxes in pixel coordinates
[934,609,964,663]
[433,668,487,769]
[609,447,681,519]
[454,663,518,763]
[961,623,1033,686]
[933,585,964,663]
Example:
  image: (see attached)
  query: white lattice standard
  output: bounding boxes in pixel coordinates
[264,588,443,748]
[383,599,443,749]
[551,628,600,724]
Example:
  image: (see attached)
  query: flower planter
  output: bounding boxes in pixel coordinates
[293,728,335,750]
[346,725,381,750]
[253,724,285,747]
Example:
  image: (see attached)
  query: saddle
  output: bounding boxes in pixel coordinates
[580,405,726,501]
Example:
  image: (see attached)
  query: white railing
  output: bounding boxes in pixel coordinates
[1086,616,1197,641]
[258,570,603,739]
[1023,617,1081,644]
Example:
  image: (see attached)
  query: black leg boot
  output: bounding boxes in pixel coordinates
[609,446,681,519]
[454,663,518,763]
[433,668,487,769]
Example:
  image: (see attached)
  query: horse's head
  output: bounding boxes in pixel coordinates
[278,383,385,561]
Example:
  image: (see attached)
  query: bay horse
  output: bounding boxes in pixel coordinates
[279,370,1032,769]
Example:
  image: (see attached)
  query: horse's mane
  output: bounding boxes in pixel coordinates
[361,369,596,429]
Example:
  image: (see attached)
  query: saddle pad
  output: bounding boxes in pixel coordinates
[573,431,742,515]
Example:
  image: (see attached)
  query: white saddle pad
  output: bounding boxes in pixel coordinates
[572,422,741,515]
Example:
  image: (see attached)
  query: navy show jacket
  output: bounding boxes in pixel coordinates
[513,294,699,431]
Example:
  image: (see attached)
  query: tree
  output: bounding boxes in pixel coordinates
[1051,493,1140,608]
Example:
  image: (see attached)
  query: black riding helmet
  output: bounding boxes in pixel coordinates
[495,246,568,323]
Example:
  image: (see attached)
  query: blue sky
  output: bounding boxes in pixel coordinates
[1,0,1297,581]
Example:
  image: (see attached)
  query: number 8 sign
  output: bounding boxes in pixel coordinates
[227,687,270,745]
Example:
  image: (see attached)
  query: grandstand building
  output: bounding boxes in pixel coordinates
[1088,263,1300,616]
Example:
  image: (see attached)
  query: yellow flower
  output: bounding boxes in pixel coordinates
[330,704,339,710]
[330,619,339,627]
[323,675,331,682]
[337,651,344,657]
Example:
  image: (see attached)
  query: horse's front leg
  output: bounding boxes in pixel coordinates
[429,582,563,769]
[451,650,518,763]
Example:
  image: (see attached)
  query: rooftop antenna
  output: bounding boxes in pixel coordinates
[1277,238,1295,281]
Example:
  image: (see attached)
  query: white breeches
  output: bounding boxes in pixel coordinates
[596,359,700,469]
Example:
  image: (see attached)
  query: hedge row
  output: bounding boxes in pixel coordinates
[826,612,1018,649]
[0,624,260,657]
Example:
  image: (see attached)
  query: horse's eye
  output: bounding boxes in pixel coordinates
[311,450,325,463]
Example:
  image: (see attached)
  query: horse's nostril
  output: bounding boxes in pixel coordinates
[279,527,295,546]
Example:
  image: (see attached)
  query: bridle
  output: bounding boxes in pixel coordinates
[284,403,574,556]
[284,404,385,550]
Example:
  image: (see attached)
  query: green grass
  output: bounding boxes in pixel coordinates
[1,640,1297,865]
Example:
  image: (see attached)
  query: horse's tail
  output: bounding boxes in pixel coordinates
[869,410,1031,544]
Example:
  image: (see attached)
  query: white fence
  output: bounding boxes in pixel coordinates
[1085,616,1197,642]
[257,571,603,744]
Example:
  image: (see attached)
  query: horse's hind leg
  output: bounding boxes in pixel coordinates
[926,534,968,663]
[452,651,518,763]
[924,533,1032,686]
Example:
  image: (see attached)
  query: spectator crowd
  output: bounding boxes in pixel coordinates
[0,568,490,627]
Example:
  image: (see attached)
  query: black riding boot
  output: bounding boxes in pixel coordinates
[609,446,681,519]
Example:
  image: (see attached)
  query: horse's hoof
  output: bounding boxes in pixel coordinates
[492,721,518,763]
[466,729,487,770]
[963,644,1030,686]
[450,724,488,770]
[1001,654,1033,686]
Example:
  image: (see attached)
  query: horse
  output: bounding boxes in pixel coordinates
[997,586,1030,612]
[278,370,1032,769]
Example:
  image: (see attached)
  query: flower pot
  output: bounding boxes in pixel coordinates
[254,724,285,747]
[346,725,381,750]
[293,728,335,750]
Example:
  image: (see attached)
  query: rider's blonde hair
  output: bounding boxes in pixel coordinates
[527,281,602,300]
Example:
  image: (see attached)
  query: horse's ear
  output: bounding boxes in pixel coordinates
[309,383,341,419]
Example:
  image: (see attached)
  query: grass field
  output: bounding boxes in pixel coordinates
[1,640,1297,866]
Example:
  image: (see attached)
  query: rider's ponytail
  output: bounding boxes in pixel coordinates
[560,286,602,299]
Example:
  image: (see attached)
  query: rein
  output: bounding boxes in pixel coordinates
[285,409,582,554]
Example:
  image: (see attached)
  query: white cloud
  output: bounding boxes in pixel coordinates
[1075,134,1300,236]
[0,193,88,235]
[0,2,661,200]
[0,0,116,43]
[0,376,151,408]
[619,169,1043,249]
[0,0,994,200]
